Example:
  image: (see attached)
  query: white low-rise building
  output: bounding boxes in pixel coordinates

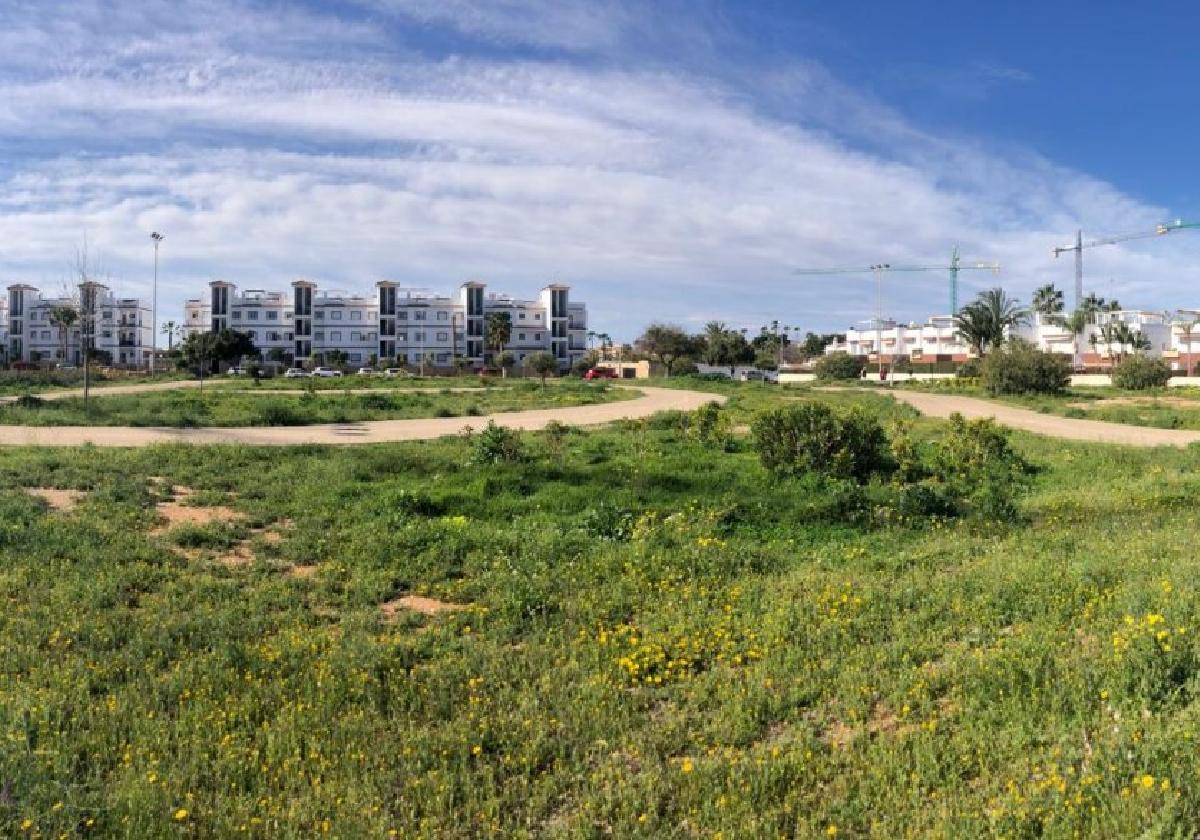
[827,309,1180,369]
[6,282,153,367]
[184,279,588,370]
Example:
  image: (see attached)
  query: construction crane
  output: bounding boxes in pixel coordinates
[794,248,1000,325]
[1053,219,1200,310]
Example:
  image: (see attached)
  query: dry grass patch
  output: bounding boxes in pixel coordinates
[381,594,469,619]
[26,487,84,512]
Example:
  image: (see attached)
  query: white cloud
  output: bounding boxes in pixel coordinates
[0,1,1195,340]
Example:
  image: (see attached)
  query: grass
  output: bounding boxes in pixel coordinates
[0,382,629,427]
[0,370,189,397]
[215,375,505,391]
[3,383,1200,835]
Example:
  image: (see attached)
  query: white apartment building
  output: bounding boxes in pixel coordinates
[827,309,1182,368]
[6,282,153,367]
[184,279,588,370]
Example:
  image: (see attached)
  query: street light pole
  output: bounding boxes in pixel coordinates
[150,232,164,373]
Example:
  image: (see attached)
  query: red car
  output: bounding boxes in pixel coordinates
[584,367,618,380]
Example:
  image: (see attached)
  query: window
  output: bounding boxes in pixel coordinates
[331,311,343,320]
[518,333,525,341]
[437,311,448,321]
[351,311,362,320]
[314,331,325,341]
[286,332,293,341]
[350,331,360,341]
[247,310,259,320]
[350,353,362,362]
[437,332,448,342]
[232,311,241,320]
[536,333,543,341]
[285,313,293,320]
[367,332,375,341]
[534,313,542,320]
[246,330,257,341]
[102,330,111,339]
[267,311,278,320]
[414,332,425,342]
[397,332,407,342]
[436,353,449,363]
[330,331,342,342]
[315,311,324,320]
[519,313,526,319]
[397,311,408,320]
[368,311,376,319]
[41,330,51,340]
[102,310,113,319]
[414,311,427,321]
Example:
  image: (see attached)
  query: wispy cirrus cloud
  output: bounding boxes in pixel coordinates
[0,0,1193,339]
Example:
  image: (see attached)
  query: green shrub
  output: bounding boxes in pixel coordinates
[471,421,526,464]
[751,402,889,483]
[980,341,1070,395]
[1112,355,1171,390]
[956,358,982,378]
[580,501,636,541]
[930,413,1030,519]
[14,394,46,409]
[814,352,865,381]
[687,402,733,449]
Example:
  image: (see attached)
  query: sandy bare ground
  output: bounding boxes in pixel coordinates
[885,390,1200,448]
[0,385,721,447]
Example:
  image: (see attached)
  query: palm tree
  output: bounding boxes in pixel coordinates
[954,288,1029,355]
[483,311,512,367]
[49,305,78,365]
[1058,308,1091,371]
[160,320,180,352]
[1032,284,1064,318]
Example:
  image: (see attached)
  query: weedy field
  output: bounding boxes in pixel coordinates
[3,381,1200,837]
[0,382,627,427]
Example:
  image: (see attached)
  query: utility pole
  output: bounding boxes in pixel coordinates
[150,232,164,373]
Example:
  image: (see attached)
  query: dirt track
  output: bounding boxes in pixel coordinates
[0,385,720,447]
[886,390,1200,448]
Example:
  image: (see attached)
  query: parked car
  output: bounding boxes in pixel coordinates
[736,369,769,382]
[283,368,310,379]
[356,367,375,376]
[312,367,343,378]
[384,368,411,378]
[227,366,246,376]
[584,367,618,380]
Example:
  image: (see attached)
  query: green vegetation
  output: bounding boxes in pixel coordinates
[814,351,865,381]
[1112,355,1172,390]
[980,340,1071,395]
[7,382,1200,836]
[0,370,188,397]
[0,383,628,427]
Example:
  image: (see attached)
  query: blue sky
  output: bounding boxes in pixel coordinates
[1,1,1199,340]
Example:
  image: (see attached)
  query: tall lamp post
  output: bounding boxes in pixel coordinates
[150,232,164,373]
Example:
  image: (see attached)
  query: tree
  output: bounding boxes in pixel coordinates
[636,323,695,377]
[1032,284,1064,317]
[160,320,180,352]
[699,321,752,373]
[49,305,78,365]
[524,351,559,386]
[497,350,516,378]
[799,332,837,359]
[1056,308,1092,371]
[181,331,218,389]
[326,349,348,370]
[484,312,512,366]
[954,288,1029,356]
[210,329,258,369]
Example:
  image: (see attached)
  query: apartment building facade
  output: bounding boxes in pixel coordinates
[827,310,1186,368]
[5,282,153,366]
[183,280,588,370]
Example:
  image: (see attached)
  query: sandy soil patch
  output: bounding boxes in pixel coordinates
[148,485,241,535]
[381,594,468,619]
[288,564,318,579]
[26,487,84,512]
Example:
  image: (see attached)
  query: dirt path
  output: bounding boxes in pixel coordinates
[0,385,720,447]
[886,390,1200,448]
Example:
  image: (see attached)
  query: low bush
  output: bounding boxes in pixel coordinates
[929,412,1030,519]
[814,352,865,381]
[980,341,1070,395]
[1112,355,1171,390]
[751,402,889,483]
[956,358,982,378]
[471,421,526,464]
[686,402,734,450]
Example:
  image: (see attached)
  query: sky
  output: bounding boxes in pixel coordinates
[2,1,1200,341]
